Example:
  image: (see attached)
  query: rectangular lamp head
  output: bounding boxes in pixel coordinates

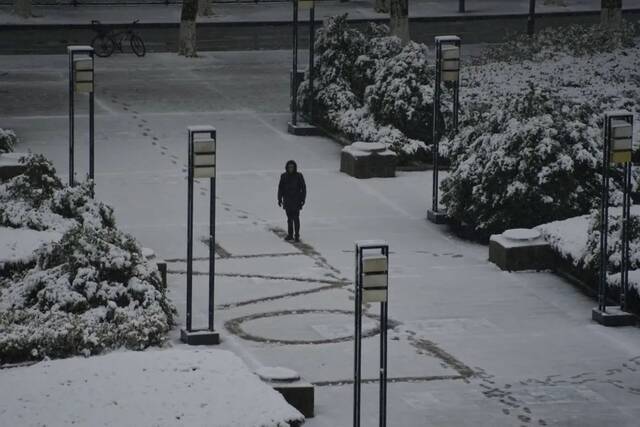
[610,118,633,164]
[193,166,216,178]
[73,56,93,71]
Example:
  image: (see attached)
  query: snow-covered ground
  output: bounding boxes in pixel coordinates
[0,348,303,426]
[2,50,640,426]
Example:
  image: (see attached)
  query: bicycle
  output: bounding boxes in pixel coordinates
[91,19,146,58]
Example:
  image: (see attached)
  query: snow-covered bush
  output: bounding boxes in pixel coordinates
[482,21,639,63]
[299,14,365,119]
[0,155,175,364]
[441,85,607,238]
[536,209,640,315]
[0,155,114,232]
[366,41,444,144]
[298,15,437,161]
[582,209,640,274]
[0,224,174,364]
[0,128,17,153]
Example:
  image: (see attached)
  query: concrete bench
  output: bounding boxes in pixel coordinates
[340,142,397,179]
[256,367,314,419]
[489,228,553,271]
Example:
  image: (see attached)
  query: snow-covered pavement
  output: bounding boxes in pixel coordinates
[3,51,640,426]
[0,348,304,426]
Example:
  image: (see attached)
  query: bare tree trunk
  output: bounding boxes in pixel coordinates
[14,0,32,18]
[601,0,622,28]
[198,0,213,17]
[390,0,410,44]
[179,0,198,57]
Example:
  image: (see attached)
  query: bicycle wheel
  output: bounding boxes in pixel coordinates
[91,34,115,58]
[130,34,146,57]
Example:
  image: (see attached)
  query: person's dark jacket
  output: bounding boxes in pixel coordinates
[278,160,306,210]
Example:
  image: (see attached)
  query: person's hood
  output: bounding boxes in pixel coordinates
[285,160,298,174]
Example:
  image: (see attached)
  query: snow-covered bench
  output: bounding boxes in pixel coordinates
[340,142,397,179]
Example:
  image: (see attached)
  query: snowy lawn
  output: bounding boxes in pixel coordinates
[0,348,304,427]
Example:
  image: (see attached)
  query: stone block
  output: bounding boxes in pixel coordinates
[180,329,220,345]
[256,367,314,418]
[340,142,397,179]
[592,306,637,327]
[287,121,322,136]
[489,229,553,271]
[427,209,448,224]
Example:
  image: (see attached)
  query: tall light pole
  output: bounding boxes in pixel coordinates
[592,111,636,327]
[288,0,321,136]
[428,36,461,225]
[528,0,536,36]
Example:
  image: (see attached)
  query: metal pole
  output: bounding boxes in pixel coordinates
[89,52,95,197]
[527,0,536,36]
[353,244,362,427]
[186,131,194,332]
[599,120,610,312]
[621,162,631,311]
[308,2,316,124]
[69,52,75,187]
[432,41,441,213]
[292,0,299,126]
[453,42,460,132]
[458,0,465,13]
[379,247,388,427]
[208,145,216,332]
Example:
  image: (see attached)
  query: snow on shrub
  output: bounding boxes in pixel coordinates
[366,41,448,145]
[0,128,17,153]
[481,21,639,63]
[583,209,640,274]
[537,208,640,314]
[0,155,114,232]
[441,85,608,238]
[298,15,436,161]
[0,155,175,364]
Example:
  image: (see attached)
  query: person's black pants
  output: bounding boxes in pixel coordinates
[286,208,301,238]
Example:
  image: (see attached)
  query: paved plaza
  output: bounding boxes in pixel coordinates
[2,50,640,426]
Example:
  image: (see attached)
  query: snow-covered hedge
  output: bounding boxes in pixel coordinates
[0,128,17,153]
[0,155,175,364]
[440,22,640,238]
[441,86,607,237]
[0,155,114,232]
[299,15,436,163]
[537,208,640,314]
[482,21,639,63]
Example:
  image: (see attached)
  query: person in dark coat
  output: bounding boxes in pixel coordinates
[278,160,306,242]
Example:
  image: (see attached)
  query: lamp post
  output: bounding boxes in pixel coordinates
[427,36,461,224]
[592,111,636,327]
[67,45,95,194]
[353,240,389,427]
[288,0,321,136]
[528,0,536,36]
[458,0,465,13]
[182,125,220,345]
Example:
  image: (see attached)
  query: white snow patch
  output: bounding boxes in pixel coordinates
[536,215,591,263]
[0,226,61,268]
[0,348,304,427]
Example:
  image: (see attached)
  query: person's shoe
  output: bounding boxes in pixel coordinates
[285,235,294,241]
[294,235,300,242]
